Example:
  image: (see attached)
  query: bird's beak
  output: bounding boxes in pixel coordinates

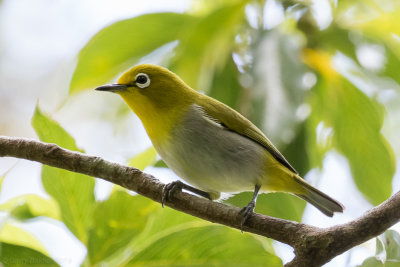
[95,84,128,93]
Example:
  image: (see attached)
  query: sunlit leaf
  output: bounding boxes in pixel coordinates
[338,2,400,58]
[381,230,400,261]
[305,50,395,205]
[333,80,395,204]
[105,198,279,266]
[0,194,60,221]
[70,13,198,93]
[128,225,282,266]
[384,48,400,85]
[128,147,157,171]
[106,199,205,266]
[169,2,246,90]
[153,159,168,168]
[316,24,357,60]
[225,192,305,222]
[208,57,242,110]
[0,224,48,257]
[31,106,95,244]
[0,243,58,267]
[359,230,400,266]
[88,192,157,264]
[359,257,384,267]
[0,173,5,193]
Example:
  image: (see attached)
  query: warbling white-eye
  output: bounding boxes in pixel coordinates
[96,64,344,226]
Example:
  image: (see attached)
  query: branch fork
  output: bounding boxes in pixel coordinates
[0,136,399,266]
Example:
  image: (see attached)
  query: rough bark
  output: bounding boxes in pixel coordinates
[0,136,399,266]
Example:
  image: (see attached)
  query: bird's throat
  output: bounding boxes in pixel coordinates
[121,95,175,145]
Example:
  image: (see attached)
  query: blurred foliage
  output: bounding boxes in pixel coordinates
[128,146,157,171]
[360,230,400,266]
[0,194,60,221]
[1,0,400,265]
[32,106,95,244]
[0,105,281,266]
[0,243,58,267]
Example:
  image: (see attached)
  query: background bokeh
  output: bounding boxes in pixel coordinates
[0,0,399,266]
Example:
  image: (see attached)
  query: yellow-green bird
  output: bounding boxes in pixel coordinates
[96,64,344,226]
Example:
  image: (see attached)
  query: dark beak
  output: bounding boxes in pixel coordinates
[95,84,128,93]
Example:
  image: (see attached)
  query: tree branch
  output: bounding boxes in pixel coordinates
[0,136,399,266]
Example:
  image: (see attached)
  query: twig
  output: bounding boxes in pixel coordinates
[0,136,399,266]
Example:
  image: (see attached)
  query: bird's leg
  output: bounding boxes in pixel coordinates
[239,184,261,231]
[162,180,212,207]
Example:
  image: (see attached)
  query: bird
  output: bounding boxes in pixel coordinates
[95,64,344,227]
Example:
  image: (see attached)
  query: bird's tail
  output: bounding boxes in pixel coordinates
[293,175,344,217]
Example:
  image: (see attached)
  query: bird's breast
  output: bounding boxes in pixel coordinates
[154,104,266,194]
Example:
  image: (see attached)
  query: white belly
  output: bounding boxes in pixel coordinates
[154,105,266,197]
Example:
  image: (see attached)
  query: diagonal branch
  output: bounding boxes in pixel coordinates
[0,136,399,266]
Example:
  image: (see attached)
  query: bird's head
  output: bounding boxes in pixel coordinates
[95,64,196,139]
[96,64,194,109]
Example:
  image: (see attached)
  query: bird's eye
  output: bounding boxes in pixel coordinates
[135,73,150,88]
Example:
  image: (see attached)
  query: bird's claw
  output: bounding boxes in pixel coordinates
[161,180,183,208]
[239,201,256,232]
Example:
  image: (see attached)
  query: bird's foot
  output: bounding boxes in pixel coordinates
[161,180,184,208]
[239,201,256,232]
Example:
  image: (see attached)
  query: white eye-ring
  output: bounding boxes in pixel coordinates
[135,73,150,88]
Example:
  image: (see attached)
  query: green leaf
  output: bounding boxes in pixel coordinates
[128,225,282,266]
[96,196,279,266]
[208,57,242,110]
[31,106,95,244]
[0,194,60,221]
[360,230,400,266]
[225,192,305,222]
[128,147,157,171]
[153,159,168,168]
[381,230,400,261]
[359,257,384,267]
[305,50,395,204]
[282,122,310,176]
[133,205,202,246]
[332,79,395,204]
[169,2,246,90]
[384,48,400,85]
[0,167,12,193]
[0,224,48,257]
[87,191,157,264]
[101,200,202,266]
[70,13,198,93]
[317,24,357,60]
[0,243,58,267]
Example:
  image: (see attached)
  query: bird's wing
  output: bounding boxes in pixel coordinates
[199,95,298,174]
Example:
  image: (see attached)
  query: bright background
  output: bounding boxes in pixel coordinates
[0,0,399,266]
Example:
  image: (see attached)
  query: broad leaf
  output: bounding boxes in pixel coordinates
[359,230,400,266]
[103,199,206,266]
[128,225,282,266]
[128,147,157,171]
[87,192,157,264]
[225,192,305,222]
[169,2,246,90]
[70,13,198,93]
[0,243,58,267]
[304,50,395,205]
[31,106,95,244]
[381,230,400,262]
[0,194,60,221]
[0,224,48,257]
[208,57,242,110]
[106,198,278,266]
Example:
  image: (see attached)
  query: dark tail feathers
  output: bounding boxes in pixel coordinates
[295,178,344,217]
